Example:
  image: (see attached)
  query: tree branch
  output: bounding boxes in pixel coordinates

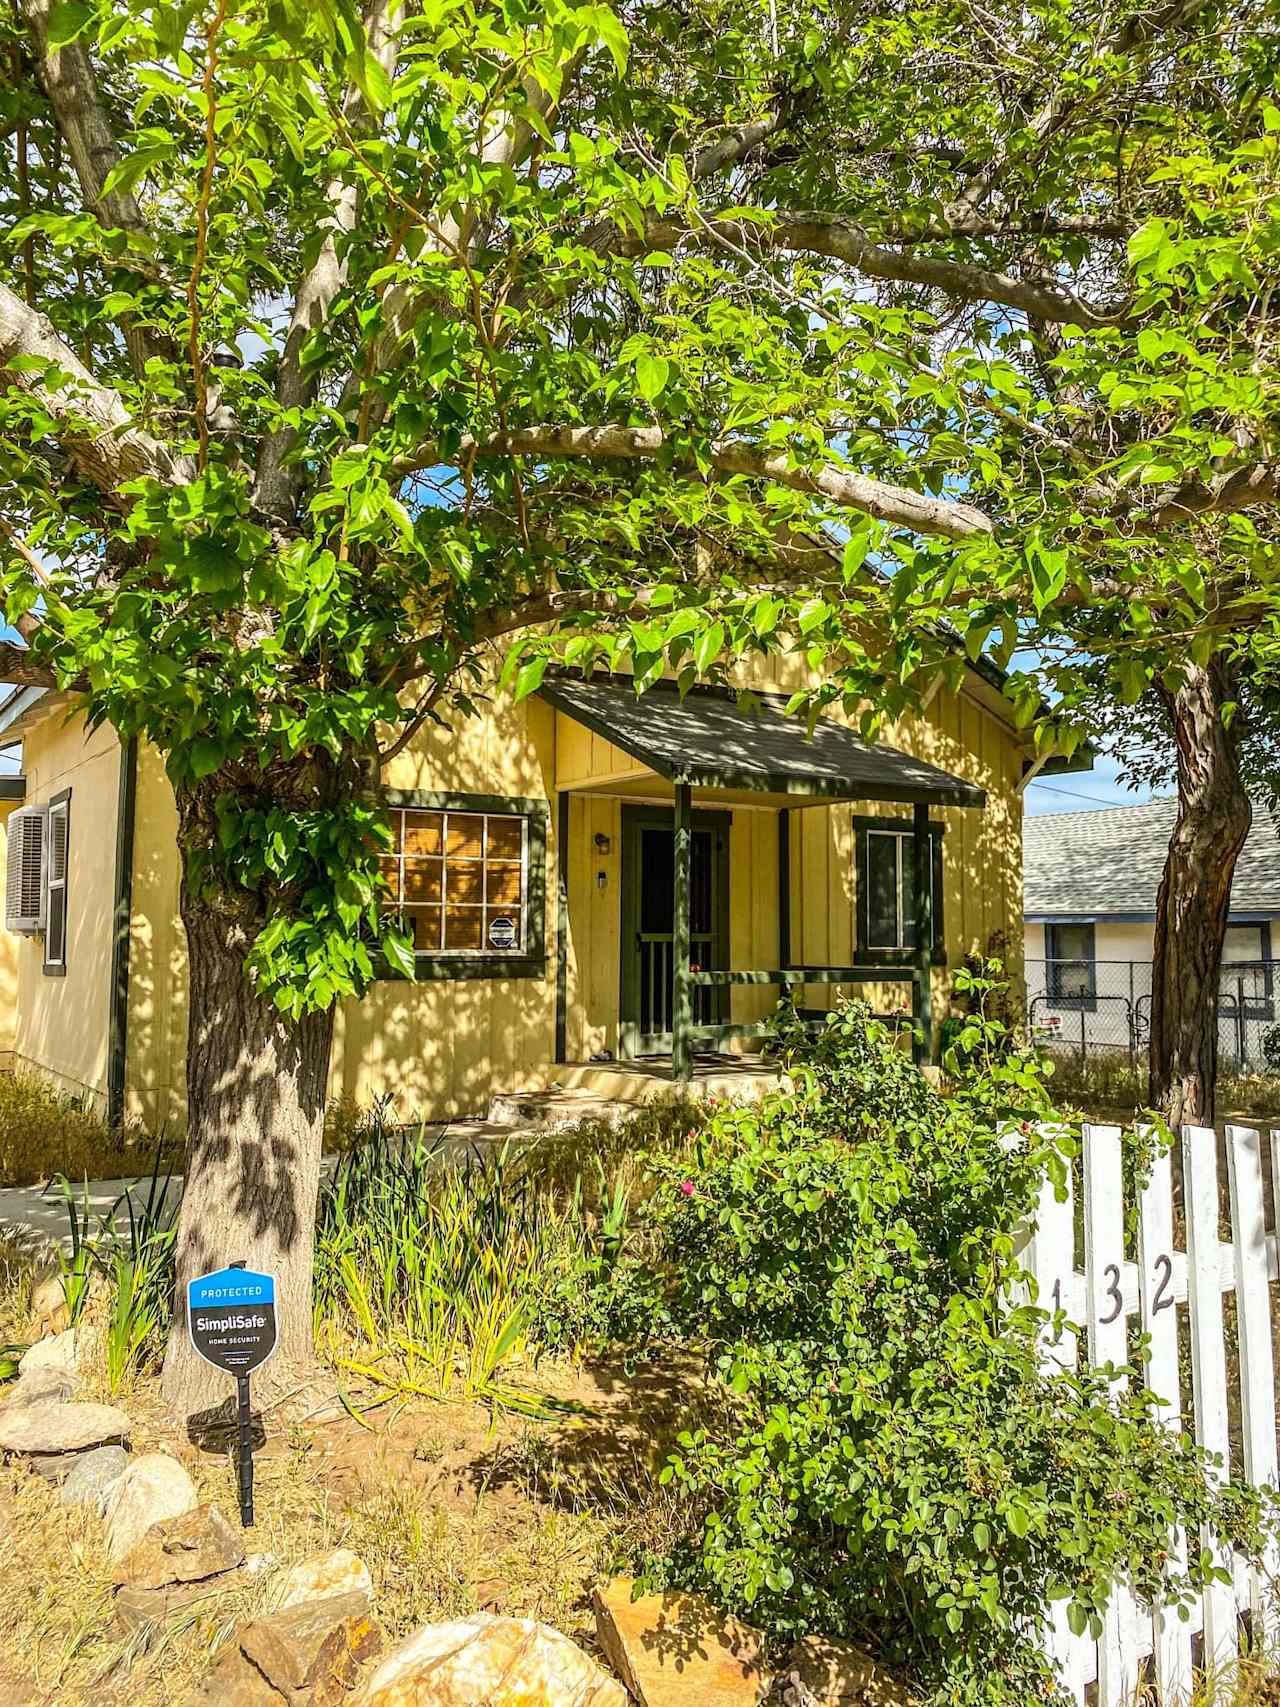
[252,0,401,523]
[394,425,995,541]
[0,281,190,492]
[636,211,1120,325]
[0,640,61,688]
[18,0,170,375]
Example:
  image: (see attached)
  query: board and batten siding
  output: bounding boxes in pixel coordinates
[8,710,122,1109]
[9,644,1028,1127]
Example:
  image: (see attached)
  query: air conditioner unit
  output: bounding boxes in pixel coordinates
[6,804,48,935]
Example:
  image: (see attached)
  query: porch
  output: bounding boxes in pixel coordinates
[540,674,988,1084]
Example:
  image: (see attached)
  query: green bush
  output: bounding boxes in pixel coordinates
[622,995,1276,1705]
[0,1071,170,1187]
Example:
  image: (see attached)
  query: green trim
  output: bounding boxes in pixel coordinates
[778,810,791,967]
[912,801,933,1063]
[853,814,946,969]
[107,740,137,1128]
[554,791,569,1060]
[689,965,917,986]
[671,784,692,1083]
[373,792,550,982]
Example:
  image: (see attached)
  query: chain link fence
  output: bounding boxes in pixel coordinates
[1024,958,1278,1073]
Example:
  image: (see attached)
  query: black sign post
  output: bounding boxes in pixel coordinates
[187,1261,278,1526]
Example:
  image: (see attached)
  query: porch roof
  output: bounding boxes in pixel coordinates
[539,674,986,809]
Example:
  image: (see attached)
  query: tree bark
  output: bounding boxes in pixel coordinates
[160,811,335,1422]
[1148,660,1251,1127]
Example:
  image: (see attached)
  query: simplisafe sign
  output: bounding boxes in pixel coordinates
[187,1265,278,1376]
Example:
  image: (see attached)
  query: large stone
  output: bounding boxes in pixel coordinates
[4,1367,76,1410]
[115,1573,248,1632]
[767,1637,911,1707]
[18,1327,77,1377]
[280,1550,373,1612]
[29,1273,70,1336]
[60,1444,130,1509]
[351,1612,628,1707]
[240,1592,382,1702]
[114,1502,245,1590]
[0,1399,130,1458]
[593,1579,770,1707]
[104,1451,199,1562]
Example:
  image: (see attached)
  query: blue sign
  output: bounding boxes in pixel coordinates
[187,1265,278,1375]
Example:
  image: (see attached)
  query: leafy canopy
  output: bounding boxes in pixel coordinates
[1,0,1278,1009]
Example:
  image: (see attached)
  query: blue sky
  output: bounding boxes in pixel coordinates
[1024,750,1158,817]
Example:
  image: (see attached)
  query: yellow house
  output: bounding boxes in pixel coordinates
[0,650,1052,1131]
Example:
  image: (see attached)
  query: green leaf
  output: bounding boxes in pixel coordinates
[514,655,547,701]
[635,353,670,403]
[381,928,417,980]
[47,1,94,45]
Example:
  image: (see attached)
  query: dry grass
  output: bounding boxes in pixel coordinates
[0,1073,177,1190]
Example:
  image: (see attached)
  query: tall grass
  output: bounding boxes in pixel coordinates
[0,1071,177,1187]
[1044,1050,1280,1117]
[313,1129,610,1411]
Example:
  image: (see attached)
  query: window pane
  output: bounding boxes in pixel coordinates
[379,855,401,901]
[405,906,441,951]
[1048,924,1095,1000]
[402,859,443,903]
[486,862,522,905]
[444,906,484,950]
[448,862,484,904]
[1223,925,1264,964]
[866,834,900,949]
[486,817,523,861]
[446,814,484,858]
[401,811,443,856]
[901,843,918,949]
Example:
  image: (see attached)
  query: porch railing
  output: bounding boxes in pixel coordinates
[637,930,716,1036]
[678,964,924,1069]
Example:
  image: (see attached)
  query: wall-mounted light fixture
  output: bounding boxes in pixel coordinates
[593,832,612,855]
[596,869,608,892]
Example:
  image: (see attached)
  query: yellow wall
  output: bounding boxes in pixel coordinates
[10,651,1030,1128]
[0,798,20,1060]
[10,708,122,1109]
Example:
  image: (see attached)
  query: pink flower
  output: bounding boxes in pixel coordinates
[679,1179,696,1199]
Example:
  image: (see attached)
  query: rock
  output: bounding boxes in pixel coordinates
[115,1574,247,1632]
[4,1368,76,1410]
[239,1592,382,1702]
[0,1399,130,1459]
[593,1579,770,1707]
[114,1502,245,1590]
[351,1612,628,1707]
[60,1444,130,1509]
[104,1452,198,1562]
[767,1637,911,1707]
[280,1550,373,1612]
[18,1327,77,1377]
[192,1643,291,1704]
[29,1273,70,1336]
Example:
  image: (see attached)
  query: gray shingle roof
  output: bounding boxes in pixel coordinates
[539,674,987,807]
[1024,797,1280,919]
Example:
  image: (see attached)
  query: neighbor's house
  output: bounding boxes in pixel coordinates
[1023,799,1280,1065]
[0,648,1058,1129]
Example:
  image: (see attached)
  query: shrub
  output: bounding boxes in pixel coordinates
[1262,1024,1280,1076]
[624,996,1276,1705]
[0,1070,177,1187]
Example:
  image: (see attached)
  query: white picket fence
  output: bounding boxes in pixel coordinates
[1023,1123,1280,1703]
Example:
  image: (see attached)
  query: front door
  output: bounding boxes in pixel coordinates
[619,805,730,1058]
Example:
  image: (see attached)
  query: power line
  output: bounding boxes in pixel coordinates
[1027,778,1139,806]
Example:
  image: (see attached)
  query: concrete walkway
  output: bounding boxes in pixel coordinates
[0,1175,155,1256]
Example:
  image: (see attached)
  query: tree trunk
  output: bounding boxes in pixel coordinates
[160,836,335,1422]
[1148,660,1251,1127]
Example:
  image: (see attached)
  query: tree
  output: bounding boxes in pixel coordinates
[1,0,1276,1412]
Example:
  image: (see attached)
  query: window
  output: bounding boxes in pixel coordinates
[854,817,945,961]
[1220,922,1273,1019]
[1045,921,1095,1008]
[43,789,70,977]
[377,793,547,977]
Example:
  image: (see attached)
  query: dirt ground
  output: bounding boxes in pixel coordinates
[0,1352,701,1706]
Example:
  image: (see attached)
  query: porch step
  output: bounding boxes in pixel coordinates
[484,1086,632,1131]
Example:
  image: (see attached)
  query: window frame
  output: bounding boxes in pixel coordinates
[43,787,70,978]
[852,814,946,966]
[1044,920,1097,1011]
[375,790,548,981]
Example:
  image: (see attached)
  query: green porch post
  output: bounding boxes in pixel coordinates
[912,801,933,1064]
[672,781,693,1082]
